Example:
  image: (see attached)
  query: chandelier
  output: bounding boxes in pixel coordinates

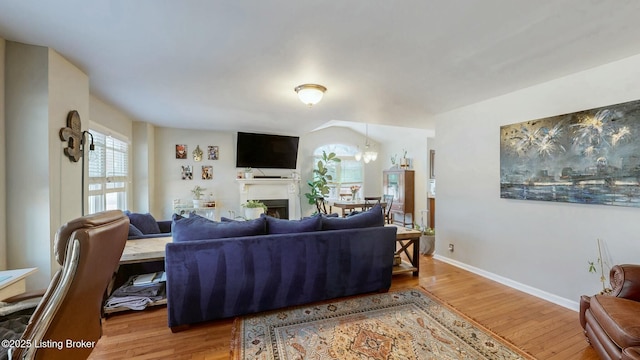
[355,123,378,163]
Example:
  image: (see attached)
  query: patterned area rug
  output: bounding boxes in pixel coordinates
[230,289,534,359]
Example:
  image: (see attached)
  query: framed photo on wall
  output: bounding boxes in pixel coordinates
[181,165,193,180]
[208,146,219,160]
[176,144,187,159]
[202,165,213,179]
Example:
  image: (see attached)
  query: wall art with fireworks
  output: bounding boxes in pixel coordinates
[500,99,640,207]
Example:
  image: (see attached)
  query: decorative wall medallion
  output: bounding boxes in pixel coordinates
[59,110,83,162]
[193,145,203,161]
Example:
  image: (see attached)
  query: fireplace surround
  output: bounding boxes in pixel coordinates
[237,178,301,219]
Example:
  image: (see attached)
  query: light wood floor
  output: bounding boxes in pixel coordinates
[90,256,599,359]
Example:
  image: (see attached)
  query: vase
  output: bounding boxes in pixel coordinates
[244,207,264,220]
[420,235,435,255]
[193,199,203,208]
[351,191,358,201]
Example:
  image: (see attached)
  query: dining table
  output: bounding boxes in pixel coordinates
[328,200,387,217]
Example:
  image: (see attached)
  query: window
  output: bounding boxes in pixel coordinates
[87,129,129,214]
[313,144,364,199]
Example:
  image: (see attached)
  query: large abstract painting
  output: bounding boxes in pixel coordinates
[500,99,640,207]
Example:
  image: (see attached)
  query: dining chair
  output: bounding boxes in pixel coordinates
[382,195,394,224]
[315,197,328,214]
[363,196,381,211]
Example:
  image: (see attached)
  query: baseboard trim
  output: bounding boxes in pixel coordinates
[433,254,580,312]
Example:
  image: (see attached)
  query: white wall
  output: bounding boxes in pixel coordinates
[0,37,5,270]
[132,121,155,213]
[153,128,238,220]
[434,53,640,309]
[5,43,89,289]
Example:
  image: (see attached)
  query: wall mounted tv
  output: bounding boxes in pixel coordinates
[236,132,300,169]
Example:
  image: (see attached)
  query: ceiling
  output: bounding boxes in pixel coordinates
[2,1,640,138]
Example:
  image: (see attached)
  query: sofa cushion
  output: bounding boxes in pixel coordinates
[125,211,161,235]
[172,214,266,242]
[128,224,144,237]
[263,214,322,234]
[321,204,385,230]
[590,295,640,349]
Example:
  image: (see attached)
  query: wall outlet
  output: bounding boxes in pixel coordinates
[448,243,454,252]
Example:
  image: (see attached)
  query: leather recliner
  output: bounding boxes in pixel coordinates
[580,264,640,360]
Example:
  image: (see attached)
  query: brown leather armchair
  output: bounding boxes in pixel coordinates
[8,210,128,360]
[580,264,640,360]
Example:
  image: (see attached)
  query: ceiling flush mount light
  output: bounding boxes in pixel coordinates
[294,84,327,106]
[355,123,378,163]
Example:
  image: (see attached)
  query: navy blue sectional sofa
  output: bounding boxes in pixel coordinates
[165,204,397,330]
[125,211,172,240]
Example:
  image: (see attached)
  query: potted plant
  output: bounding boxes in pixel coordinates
[415,224,435,255]
[191,185,206,208]
[242,200,267,219]
[588,238,612,295]
[304,151,341,207]
[244,167,254,179]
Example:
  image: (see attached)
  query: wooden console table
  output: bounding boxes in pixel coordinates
[104,236,172,314]
[387,225,421,276]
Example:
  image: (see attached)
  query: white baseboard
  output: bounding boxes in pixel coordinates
[433,254,580,312]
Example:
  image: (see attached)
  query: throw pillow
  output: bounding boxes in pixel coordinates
[172,215,266,242]
[128,224,144,237]
[263,214,322,234]
[125,211,161,235]
[321,203,385,230]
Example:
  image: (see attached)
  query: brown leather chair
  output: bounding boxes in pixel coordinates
[8,210,129,360]
[579,264,640,360]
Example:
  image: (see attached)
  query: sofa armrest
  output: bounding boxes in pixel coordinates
[610,264,640,301]
[158,220,172,234]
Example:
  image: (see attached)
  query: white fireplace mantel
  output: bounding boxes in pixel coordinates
[237,178,301,219]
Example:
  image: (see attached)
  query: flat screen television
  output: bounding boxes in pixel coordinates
[236,132,300,169]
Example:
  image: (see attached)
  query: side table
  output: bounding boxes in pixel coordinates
[386,225,421,276]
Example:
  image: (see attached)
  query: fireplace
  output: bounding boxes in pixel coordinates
[237,178,301,219]
[260,199,289,219]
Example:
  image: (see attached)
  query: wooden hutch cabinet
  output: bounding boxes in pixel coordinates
[383,169,414,226]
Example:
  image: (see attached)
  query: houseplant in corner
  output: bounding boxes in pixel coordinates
[304,151,341,208]
[242,200,267,219]
[191,185,206,208]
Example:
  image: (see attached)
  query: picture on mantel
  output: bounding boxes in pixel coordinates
[208,146,219,160]
[181,165,193,180]
[176,144,187,159]
[202,165,213,180]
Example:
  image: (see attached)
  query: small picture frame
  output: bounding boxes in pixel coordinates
[176,144,187,159]
[202,165,213,180]
[208,146,219,160]
[181,165,193,180]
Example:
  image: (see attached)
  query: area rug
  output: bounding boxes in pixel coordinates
[230,289,534,360]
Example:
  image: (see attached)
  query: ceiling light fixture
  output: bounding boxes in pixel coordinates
[355,123,378,163]
[294,84,326,106]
